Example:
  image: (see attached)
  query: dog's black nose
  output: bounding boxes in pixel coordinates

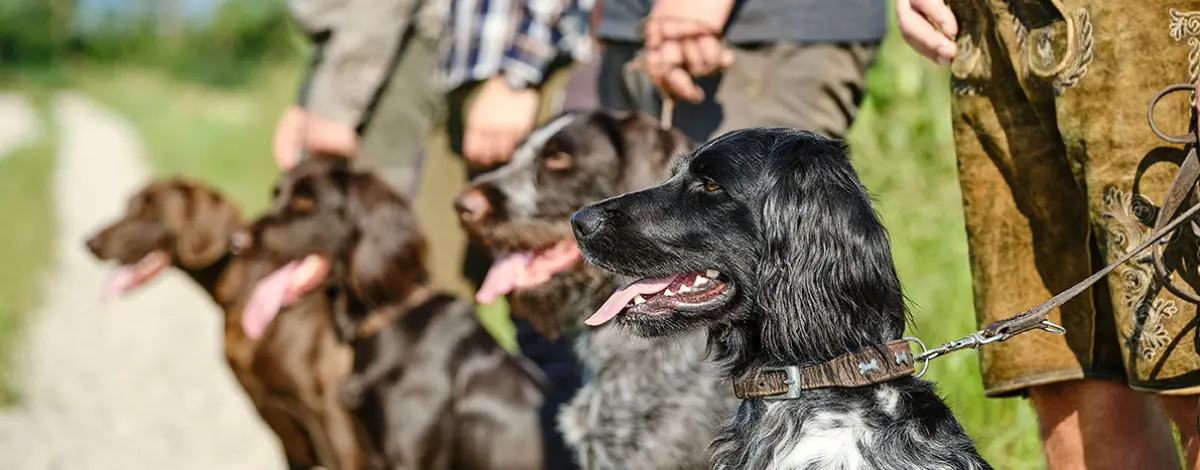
[454,187,492,223]
[85,233,104,257]
[570,208,605,241]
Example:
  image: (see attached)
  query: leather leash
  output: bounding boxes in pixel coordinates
[734,82,1200,400]
[620,58,675,129]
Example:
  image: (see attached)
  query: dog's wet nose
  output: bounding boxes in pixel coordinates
[230,228,253,255]
[570,208,605,241]
[454,188,491,223]
[85,233,104,257]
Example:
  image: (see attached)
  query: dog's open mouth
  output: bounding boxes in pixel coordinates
[242,254,329,340]
[476,239,581,304]
[101,250,172,301]
[586,269,730,326]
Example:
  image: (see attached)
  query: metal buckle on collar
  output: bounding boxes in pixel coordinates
[757,365,802,400]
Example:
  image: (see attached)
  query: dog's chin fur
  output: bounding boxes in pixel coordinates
[574,128,991,470]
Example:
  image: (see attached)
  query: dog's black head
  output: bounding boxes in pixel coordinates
[455,110,690,336]
[573,128,907,368]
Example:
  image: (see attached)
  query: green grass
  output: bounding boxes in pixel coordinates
[0,89,56,406]
[848,33,1045,468]
[79,63,299,214]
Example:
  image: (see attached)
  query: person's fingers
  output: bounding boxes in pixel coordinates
[692,35,728,75]
[463,127,488,166]
[646,39,685,88]
[662,66,704,103]
[658,39,684,75]
[911,0,958,39]
[643,18,663,48]
[719,47,735,68]
[304,116,358,157]
[488,131,517,167]
[272,109,303,170]
[896,0,956,63]
[681,38,711,76]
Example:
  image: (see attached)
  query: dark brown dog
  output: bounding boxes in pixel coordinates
[238,156,546,470]
[85,178,362,470]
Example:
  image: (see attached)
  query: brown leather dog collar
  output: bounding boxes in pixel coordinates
[732,340,916,400]
[353,285,437,340]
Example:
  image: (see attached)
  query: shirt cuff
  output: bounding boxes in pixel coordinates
[500,33,560,88]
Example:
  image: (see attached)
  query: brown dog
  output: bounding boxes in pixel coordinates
[236,157,546,470]
[85,178,362,470]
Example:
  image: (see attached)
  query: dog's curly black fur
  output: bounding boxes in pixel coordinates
[573,128,991,469]
[457,110,738,469]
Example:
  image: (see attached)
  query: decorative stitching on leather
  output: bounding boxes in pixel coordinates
[950,34,984,96]
[1169,8,1200,103]
[1100,186,1179,361]
[1053,8,1093,94]
[1013,7,1093,94]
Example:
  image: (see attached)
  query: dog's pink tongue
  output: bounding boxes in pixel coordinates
[585,276,675,326]
[477,252,533,304]
[100,266,135,303]
[242,260,302,340]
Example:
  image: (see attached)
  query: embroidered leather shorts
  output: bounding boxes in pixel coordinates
[951,0,1200,396]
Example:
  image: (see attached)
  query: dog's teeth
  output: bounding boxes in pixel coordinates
[633,295,646,305]
[664,289,676,297]
[678,284,694,294]
[693,275,709,286]
[705,269,720,278]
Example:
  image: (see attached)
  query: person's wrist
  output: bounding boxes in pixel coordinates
[495,71,537,93]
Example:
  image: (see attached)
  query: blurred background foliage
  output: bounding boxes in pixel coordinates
[0,0,301,86]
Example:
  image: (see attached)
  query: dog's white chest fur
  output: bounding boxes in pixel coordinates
[768,405,873,470]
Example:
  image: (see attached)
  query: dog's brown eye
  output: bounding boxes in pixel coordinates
[704,181,721,192]
[544,151,572,171]
[290,196,315,213]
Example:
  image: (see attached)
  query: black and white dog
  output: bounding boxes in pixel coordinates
[572,127,991,470]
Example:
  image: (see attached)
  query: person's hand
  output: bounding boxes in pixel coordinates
[272,106,307,170]
[302,111,358,160]
[642,0,735,103]
[896,0,958,64]
[271,107,359,170]
[463,76,539,169]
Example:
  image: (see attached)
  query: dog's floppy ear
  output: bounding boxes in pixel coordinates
[342,167,429,306]
[617,113,691,192]
[754,133,906,362]
[175,187,242,268]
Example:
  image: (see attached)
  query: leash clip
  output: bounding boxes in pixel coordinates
[911,320,1065,371]
[987,319,1067,343]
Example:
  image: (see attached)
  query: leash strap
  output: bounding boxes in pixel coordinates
[620,58,675,129]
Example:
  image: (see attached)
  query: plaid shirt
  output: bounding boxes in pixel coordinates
[438,0,594,90]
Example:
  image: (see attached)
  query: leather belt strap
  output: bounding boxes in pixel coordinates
[733,340,915,399]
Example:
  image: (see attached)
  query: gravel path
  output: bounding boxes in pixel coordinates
[0,93,40,162]
[0,93,285,470]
